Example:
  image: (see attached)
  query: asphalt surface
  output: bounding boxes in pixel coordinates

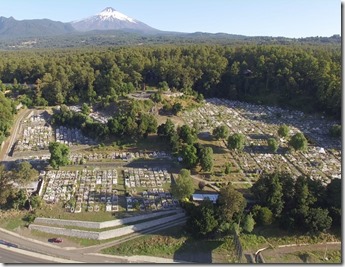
[0,247,55,263]
[0,215,187,264]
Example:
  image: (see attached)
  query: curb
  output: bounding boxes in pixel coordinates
[86,252,192,263]
[0,227,77,250]
[0,244,81,263]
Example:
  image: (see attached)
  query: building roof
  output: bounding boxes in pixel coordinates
[192,193,219,203]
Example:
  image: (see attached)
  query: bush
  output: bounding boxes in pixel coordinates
[252,205,273,226]
[278,124,289,138]
[267,137,279,153]
[227,133,246,151]
[198,181,206,190]
[289,132,308,151]
[23,213,36,224]
[224,163,231,174]
[242,213,255,233]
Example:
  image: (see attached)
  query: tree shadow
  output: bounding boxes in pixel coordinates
[197,131,213,141]
[243,145,288,155]
[125,158,173,170]
[298,252,311,263]
[247,133,270,140]
[244,253,255,263]
[207,98,341,151]
[205,144,228,155]
[173,237,223,263]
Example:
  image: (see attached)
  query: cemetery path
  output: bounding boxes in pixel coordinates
[0,108,32,163]
[190,175,220,192]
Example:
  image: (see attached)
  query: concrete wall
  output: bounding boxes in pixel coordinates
[34,209,180,229]
[98,212,186,240]
[34,218,100,229]
[29,225,99,240]
[29,212,186,240]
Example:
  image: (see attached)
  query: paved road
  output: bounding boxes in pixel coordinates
[0,247,55,263]
[0,108,32,163]
[0,215,187,263]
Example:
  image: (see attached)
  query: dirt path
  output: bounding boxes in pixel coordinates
[253,242,341,263]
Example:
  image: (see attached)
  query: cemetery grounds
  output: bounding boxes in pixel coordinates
[1,97,341,263]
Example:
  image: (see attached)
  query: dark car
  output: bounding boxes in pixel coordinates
[0,240,18,248]
[48,238,63,243]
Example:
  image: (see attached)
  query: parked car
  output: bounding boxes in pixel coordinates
[48,238,63,243]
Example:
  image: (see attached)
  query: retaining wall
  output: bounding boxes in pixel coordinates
[29,212,186,240]
[34,209,180,229]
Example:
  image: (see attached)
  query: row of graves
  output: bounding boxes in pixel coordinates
[14,111,96,154]
[14,112,54,152]
[41,167,176,213]
[123,168,177,211]
[123,168,171,189]
[69,151,171,164]
[75,169,119,213]
[42,170,77,204]
[123,168,178,211]
[55,126,96,146]
[181,98,341,184]
[68,105,111,125]
[42,169,120,213]
[126,192,179,212]
[89,111,111,124]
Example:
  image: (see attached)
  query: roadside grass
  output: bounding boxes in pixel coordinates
[29,229,102,247]
[0,210,27,230]
[264,249,341,264]
[101,225,238,263]
[240,225,341,251]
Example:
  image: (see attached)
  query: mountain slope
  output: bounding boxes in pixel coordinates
[0,16,75,38]
[71,7,158,33]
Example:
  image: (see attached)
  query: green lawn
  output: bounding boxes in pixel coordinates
[0,210,28,230]
[101,225,238,263]
[263,249,341,264]
[240,225,341,251]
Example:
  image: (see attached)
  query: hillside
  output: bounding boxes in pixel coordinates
[0,16,75,39]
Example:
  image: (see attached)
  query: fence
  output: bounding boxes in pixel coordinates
[233,231,243,263]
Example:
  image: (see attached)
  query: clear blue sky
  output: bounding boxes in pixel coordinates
[0,0,341,38]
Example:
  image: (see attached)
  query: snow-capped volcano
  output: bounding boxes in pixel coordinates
[71,7,157,33]
[97,7,136,23]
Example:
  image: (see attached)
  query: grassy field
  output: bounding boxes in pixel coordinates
[0,210,30,230]
[263,249,341,264]
[240,225,341,252]
[101,225,238,263]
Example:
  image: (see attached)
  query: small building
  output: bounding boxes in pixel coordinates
[192,193,219,204]
[13,180,40,196]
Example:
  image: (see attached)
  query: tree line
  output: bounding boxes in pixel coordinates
[0,43,341,119]
[0,93,16,146]
[171,169,340,238]
[52,100,158,141]
[170,169,247,237]
[251,172,340,233]
[0,162,42,212]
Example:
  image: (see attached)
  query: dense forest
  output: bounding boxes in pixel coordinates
[0,93,16,145]
[0,43,341,119]
[0,31,340,50]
